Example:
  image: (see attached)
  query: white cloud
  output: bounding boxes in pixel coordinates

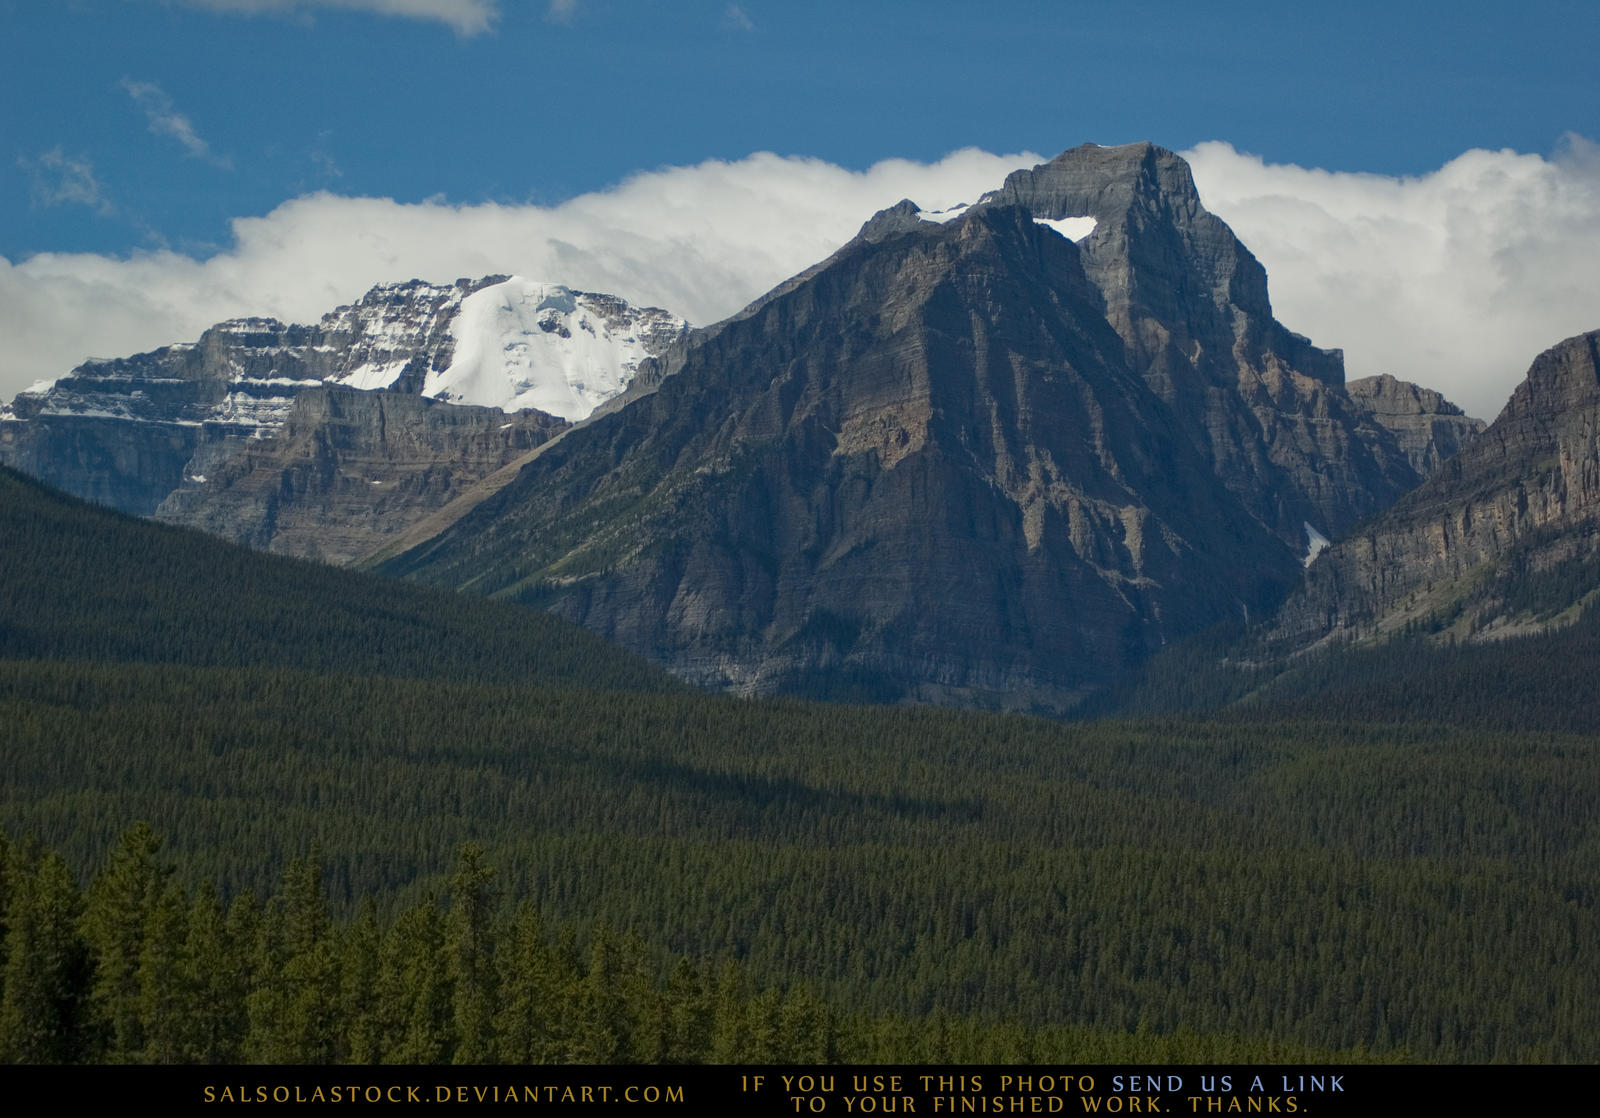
[19,148,114,215]
[121,79,233,169]
[0,148,1031,401]
[1183,136,1600,420]
[156,0,499,36]
[723,4,755,32]
[545,0,575,24]
[5,141,1599,422]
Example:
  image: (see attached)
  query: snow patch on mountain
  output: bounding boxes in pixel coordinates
[1304,521,1331,567]
[424,278,687,421]
[1034,216,1097,241]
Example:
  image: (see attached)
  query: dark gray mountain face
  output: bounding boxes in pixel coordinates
[984,144,1424,546]
[1270,330,1600,650]
[381,143,1451,709]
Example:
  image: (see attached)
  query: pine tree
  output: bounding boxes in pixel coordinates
[662,957,711,1063]
[709,960,746,1063]
[569,924,623,1063]
[445,844,497,1064]
[181,880,245,1062]
[339,898,383,1064]
[493,902,569,1063]
[274,851,338,1063]
[376,898,449,1063]
[0,841,90,1063]
[80,822,169,1062]
[136,881,189,1063]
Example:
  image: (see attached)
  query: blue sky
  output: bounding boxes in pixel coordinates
[5,0,1600,418]
[7,0,1596,259]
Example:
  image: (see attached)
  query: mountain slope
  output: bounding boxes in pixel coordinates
[983,144,1422,545]
[1346,373,1486,477]
[152,386,569,566]
[381,143,1446,709]
[0,465,676,691]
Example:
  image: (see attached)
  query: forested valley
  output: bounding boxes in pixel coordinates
[3,467,1598,1063]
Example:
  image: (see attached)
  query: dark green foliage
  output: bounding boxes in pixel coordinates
[79,820,169,1061]
[0,827,1398,1065]
[180,880,245,1062]
[3,665,1597,1062]
[0,466,677,693]
[0,838,90,1062]
[445,845,496,1064]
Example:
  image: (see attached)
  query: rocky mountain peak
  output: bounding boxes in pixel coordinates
[1345,374,1485,477]
[981,141,1202,222]
[1499,330,1600,424]
[977,142,1333,387]
[856,199,927,242]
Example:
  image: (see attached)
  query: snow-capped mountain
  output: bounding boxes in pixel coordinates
[0,277,687,516]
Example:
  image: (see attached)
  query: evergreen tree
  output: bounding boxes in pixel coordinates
[0,841,89,1063]
[376,898,449,1063]
[136,881,188,1063]
[80,822,169,1062]
[445,844,497,1064]
[180,880,245,1062]
[493,902,569,1063]
[569,924,623,1062]
[339,897,383,1064]
[662,957,711,1064]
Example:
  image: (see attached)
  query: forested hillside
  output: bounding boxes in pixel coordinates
[0,466,675,692]
[1092,548,1600,733]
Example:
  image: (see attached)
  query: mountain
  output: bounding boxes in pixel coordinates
[0,277,686,518]
[379,142,1470,709]
[1269,328,1600,649]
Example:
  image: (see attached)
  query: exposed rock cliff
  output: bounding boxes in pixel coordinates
[1271,330,1600,648]
[155,388,567,566]
[1346,373,1486,477]
[981,143,1421,546]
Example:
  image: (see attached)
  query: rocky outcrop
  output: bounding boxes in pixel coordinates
[1346,373,1485,477]
[155,388,567,566]
[1270,330,1600,648]
[381,144,1436,709]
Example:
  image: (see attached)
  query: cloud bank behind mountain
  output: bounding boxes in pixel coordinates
[6,140,1598,420]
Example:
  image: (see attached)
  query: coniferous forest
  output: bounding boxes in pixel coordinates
[2,466,1598,1064]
